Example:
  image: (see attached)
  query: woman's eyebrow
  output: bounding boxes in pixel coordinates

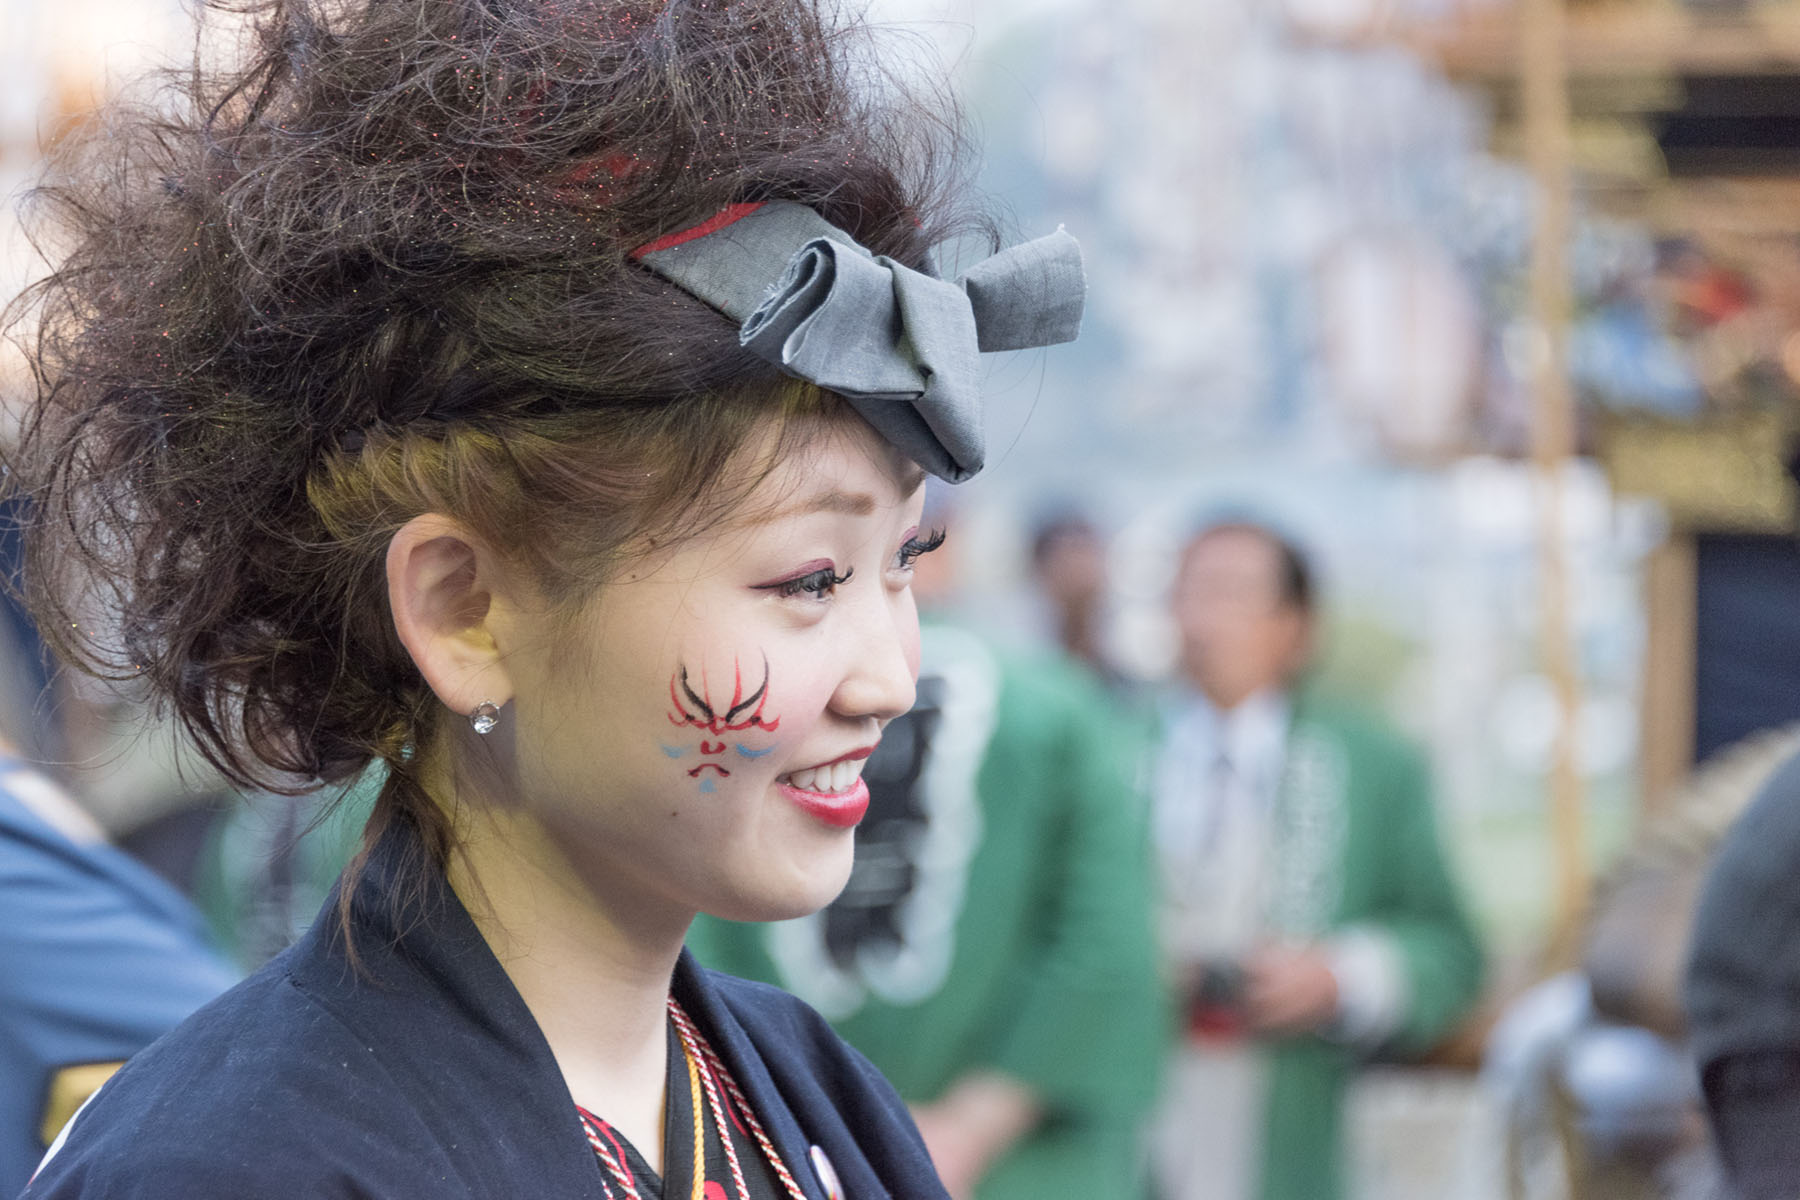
[772,468,926,519]
[808,490,878,516]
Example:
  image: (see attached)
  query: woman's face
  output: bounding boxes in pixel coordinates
[497,415,930,925]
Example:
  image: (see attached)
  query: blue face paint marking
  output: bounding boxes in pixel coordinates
[699,777,717,794]
[734,744,774,759]
[660,745,689,759]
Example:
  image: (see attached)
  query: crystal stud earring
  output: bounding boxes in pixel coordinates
[469,700,501,735]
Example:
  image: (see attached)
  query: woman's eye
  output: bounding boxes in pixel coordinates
[757,565,853,600]
[896,527,947,570]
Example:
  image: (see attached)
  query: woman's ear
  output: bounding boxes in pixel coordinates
[386,514,516,716]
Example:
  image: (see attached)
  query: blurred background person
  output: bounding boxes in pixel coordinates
[1685,737,1800,1199]
[1481,726,1800,1200]
[188,779,373,971]
[1147,518,1483,1200]
[689,504,1164,1200]
[1025,507,1123,691]
[0,746,235,1195]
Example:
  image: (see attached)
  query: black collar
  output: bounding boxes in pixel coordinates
[282,820,832,1199]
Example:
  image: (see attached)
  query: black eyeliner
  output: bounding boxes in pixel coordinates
[752,565,853,597]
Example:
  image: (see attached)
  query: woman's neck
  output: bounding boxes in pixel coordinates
[447,803,689,1175]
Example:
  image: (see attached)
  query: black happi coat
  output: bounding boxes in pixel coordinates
[22,825,949,1200]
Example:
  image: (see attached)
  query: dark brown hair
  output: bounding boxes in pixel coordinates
[6,0,977,897]
[1183,519,1316,616]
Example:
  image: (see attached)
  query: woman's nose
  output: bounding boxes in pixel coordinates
[830,591,918,722]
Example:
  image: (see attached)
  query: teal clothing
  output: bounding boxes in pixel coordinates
[192,775,377,969]
[1150,692,1484,1200]
[689,626,1165,1200]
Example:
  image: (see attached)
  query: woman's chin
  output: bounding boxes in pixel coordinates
[709,851,855,924]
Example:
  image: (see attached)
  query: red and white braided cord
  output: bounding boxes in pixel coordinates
[667,999,809,1200]
[675,1012,750,1199]
[579,1108,643,1200]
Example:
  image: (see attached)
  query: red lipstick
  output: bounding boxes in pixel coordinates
[778,777,871,829]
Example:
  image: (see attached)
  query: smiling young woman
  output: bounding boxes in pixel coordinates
[5,1,1083,1197]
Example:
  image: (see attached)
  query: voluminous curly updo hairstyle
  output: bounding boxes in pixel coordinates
[7,0,976,887]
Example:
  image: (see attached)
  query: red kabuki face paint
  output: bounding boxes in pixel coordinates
[496,414,935,926]
[663,656,783,793]
[668,656,781,735]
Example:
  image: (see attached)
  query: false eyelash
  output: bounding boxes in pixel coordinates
[754,565,853,599]
[898,527,947,567]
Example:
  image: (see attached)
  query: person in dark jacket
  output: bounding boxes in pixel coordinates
[6,1,1086,1195]
[1687,748,1800,1199]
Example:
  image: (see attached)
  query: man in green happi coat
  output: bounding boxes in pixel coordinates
[1146,520,1484,1200]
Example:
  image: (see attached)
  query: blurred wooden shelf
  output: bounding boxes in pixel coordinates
[1647,175,1800,231]
[1309,5,1800,233]
[1337,4,1800,80]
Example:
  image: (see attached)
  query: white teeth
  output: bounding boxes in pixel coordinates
[784,757,867,794]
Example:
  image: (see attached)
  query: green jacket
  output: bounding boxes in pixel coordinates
[688,626,1165,1200]
[1153,691,1485,1200]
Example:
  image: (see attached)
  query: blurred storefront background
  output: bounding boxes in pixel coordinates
[885,0,1679,964]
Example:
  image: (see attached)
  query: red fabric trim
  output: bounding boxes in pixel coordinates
[632,202,766,258]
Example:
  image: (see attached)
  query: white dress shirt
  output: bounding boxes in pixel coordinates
[1153,687,1291,966]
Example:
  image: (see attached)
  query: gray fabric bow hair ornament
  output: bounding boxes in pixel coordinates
[632,201,1085,483]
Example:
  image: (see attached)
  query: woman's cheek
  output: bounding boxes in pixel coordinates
[895,593,922,681]
[753,658,830,741]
